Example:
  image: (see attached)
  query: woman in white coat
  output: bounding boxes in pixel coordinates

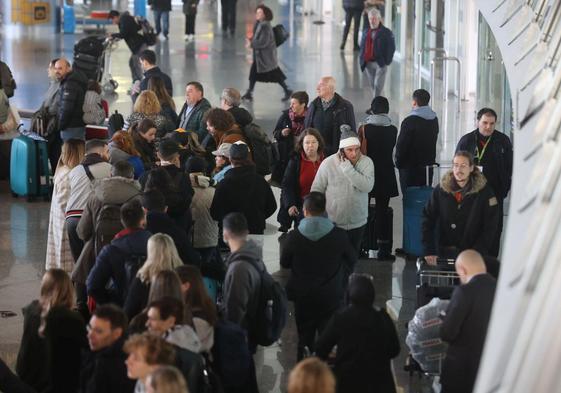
[45,139,85,273]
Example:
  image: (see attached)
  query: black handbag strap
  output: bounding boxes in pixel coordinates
[82,164,95,181]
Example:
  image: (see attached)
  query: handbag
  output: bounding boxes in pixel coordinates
[31,107,58,137]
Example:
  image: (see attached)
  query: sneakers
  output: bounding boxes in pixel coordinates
[241,91,253,101]
[184,34,195,42]
[282,89,293,101]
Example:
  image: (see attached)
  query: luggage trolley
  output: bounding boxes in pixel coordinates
[99,37,119,94]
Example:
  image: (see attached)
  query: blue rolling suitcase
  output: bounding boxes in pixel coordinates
[10,133,51,202]
[402,165,438,257]
[203,277,219,303]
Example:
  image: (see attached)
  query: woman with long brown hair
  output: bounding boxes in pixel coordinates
[109,130,145,179]
[130,118,158,170]
[17,269,87,393]
[46,139,85,272]
[147,76,178,127]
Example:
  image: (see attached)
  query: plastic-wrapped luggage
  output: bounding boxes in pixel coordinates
[10,133,50,201]
[406,297,450,375]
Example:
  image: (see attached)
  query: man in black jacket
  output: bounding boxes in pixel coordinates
[210,142,277,235]
[422,151,499,263]
[304,76,356,155]
[395,89,439,191]
[280,192,356,360]
[440,249,496,393]
[359,8,395,100]
[134,49,172,101]
[80,304,136,393]
[142,189,201,266]
[455,108,513,257]
[55,58,88,141]
[359,96,399,260]
[109,10,147,83]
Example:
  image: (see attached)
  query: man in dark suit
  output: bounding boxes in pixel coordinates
[456,108,513,257]
[440,249,497,393]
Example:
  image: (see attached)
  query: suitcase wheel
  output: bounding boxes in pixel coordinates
[11,192,18,198]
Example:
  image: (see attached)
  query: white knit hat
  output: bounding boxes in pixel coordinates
[339,124,360,149]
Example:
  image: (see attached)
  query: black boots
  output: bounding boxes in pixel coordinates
[377,240,396,261]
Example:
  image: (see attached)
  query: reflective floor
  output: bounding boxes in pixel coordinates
[0,0,480,391]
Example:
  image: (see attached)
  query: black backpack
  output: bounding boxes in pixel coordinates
[246,259,288,346]
[74,36,104,58]
[123,253,147,298]
[242,123,273,176]
[136,16,157,46]
[273,24,289,47]
[108,110,125,137]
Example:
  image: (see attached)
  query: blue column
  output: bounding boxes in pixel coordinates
[134,0,147,18]
[63,1,76,34]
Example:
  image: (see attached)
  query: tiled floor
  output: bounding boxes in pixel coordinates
[0,0,476,391]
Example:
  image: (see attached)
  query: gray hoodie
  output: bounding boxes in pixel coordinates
[409,105,437,120]
[298,216,335,241]
[364,113,392,127]
[221,240,264,329]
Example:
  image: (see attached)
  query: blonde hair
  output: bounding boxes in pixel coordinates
[39,269,75,336]
[288,357,336,393]
[137,233,183,283]
[134,90,162,116]
[57,139,85,174]
[148,365,189,393]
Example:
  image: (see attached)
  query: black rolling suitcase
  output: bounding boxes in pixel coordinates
[74,36,104,58]
[415,258,459,308]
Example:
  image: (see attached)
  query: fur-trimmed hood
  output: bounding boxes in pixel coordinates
[440,169,487,196]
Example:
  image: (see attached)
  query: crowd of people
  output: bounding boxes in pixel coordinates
[0,2,515,393]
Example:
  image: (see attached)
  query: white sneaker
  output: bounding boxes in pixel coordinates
[184,34,189,41]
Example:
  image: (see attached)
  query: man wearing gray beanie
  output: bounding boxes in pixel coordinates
[311,124,374,254]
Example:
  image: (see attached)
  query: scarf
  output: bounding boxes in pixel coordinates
[288,109,307,137]
[363,28,378,63]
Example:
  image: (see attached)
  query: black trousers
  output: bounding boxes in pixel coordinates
[47,132,62,174]
[489,198,504,257]
[374,196,391,242]
[346,224,366,256]
[65,216,83,263]
[294,302,336,360]
[185,13,196,35]
[221,0,237,33]
[341,7,363,48]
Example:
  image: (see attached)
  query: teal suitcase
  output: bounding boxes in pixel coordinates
[10,134,51,201]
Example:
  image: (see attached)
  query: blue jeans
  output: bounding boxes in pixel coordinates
[153,10,169,36]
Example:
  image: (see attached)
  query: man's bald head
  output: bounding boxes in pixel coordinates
[54,58,71,80]
[317,76,336,100]
[455,249,487,284]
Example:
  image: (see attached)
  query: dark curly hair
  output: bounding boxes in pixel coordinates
[203,108,235,133]
[256,4,273,21]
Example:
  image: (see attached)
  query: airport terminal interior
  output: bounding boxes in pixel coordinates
[0,0,558,392]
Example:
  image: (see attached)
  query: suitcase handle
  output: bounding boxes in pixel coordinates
[425,164,440,186]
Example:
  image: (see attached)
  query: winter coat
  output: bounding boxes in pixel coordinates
[16,300,49,392]
[163,325,204,393]
[177,98,212,141]
[228,106,253,128]
[18,302,88,393]
[124,276,151,320]
[151,0,172,12]
[124,111,173,138]
[42,79,60,117]
[359,114,399,198]
[212,164,231,183]
[251,21,278,73]
[440,274,496,393]
[316,305,400,393]
[210,165,277,234]
[66,158,112,214]
[280,217,356,312]
[190,173,219,248]
[112,11,145,53]
[79,336,136,393]
[456,129,513,200]
[395,106,439,185]
[222,240,265,343]
[83,90,106,126]
[145,210,201,266]
[280,152,323,210]
[183,0,199,15]
[422,170,500,257]
[138,66,173,97]
[164,325,202,353]
[108,143,145,179]
[161,103,178,126]
[212,125,247,148]
[140,164,195,231]
[311,153,374,230]
[304,93,357,155]
[359,23,396,70]
[46,165,74,274]
[87,229,152,306]
[272,109,307,181]
[58,69,88,130]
